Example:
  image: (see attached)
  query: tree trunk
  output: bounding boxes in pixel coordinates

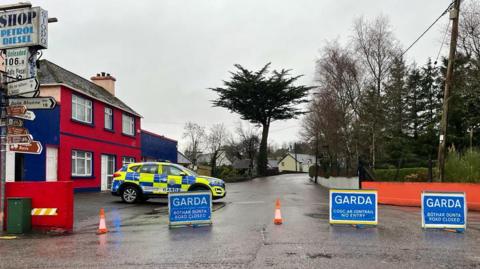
[257,123,270,176]
[210,151,218,177]
[428,154,433,182]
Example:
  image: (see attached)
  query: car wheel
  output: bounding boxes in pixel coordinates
[121,185,139,204]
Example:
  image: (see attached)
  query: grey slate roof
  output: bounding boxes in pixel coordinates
[177,151,192,165]
[38,59,141,117]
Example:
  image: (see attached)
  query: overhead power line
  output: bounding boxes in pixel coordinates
[400,1,455,58]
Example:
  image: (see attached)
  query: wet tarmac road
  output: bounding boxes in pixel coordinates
[1,174,480,268]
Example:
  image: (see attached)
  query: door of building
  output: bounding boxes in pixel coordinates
[46,147,58,182]
[14,154,24,181]
[101,155,116,191]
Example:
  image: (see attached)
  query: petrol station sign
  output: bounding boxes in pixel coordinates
[5,47,36,80]
[0,7,48,50]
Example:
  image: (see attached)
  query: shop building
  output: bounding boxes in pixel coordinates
[6,60,142,191]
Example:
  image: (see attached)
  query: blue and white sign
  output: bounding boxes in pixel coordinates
[329,189,378,225]
[168,192,212,227]
[422,192,467,230]
[0,7,48,50]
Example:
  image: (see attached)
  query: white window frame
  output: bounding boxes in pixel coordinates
[122,114,135,136]
[104,107,113,130]
[72,150,93,177]
[122,156,135,166]
[72,94,93,124]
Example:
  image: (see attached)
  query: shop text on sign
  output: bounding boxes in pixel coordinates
[329,189,378,225]
[168,192,212,227]
[422,192,466,230]
[0,7,48,49]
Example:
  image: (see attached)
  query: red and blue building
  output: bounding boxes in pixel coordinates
[7,60,177,191]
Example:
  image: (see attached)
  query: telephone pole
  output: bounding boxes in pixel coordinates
[437,0,461,182]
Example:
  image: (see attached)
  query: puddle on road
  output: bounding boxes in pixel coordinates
[305,213,329,219]
[307,252,333,259]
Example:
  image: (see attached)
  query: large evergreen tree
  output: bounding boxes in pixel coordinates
[210,63,311,176]
[384,57,409,170]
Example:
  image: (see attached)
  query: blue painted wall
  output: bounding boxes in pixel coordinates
[22,106,60,181]
[141,131,177,163]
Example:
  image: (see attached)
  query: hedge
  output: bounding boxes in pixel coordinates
[373,167,431,182]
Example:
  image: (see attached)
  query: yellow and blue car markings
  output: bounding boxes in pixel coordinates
[111,162,226,199]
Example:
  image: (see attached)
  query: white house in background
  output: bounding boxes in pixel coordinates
[177,151,192,167]
[278,153,315,172]
[197,151,232,166]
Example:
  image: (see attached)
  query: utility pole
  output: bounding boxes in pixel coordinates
[314,136,319,183]
[437,0,461,182]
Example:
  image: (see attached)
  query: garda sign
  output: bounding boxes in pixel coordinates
[168,192,212,227]
[422,192,466,230]
[0,7,48,50]
[329,189,378,225]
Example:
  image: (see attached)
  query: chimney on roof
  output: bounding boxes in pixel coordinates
[91,72,116,96]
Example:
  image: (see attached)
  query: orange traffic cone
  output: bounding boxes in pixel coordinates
[97,208,108,234]
[274,199,283,225]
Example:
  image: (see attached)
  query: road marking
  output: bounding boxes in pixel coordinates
[0,236,17,240]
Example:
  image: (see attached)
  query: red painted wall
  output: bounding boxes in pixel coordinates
[363,181,480,211]
[59,87,141,149]
[3,181,73,232]
[56,86,141,189]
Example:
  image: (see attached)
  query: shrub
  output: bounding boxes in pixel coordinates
[373,167,430,182]
[216,165,238,179]
[444,149,480,183]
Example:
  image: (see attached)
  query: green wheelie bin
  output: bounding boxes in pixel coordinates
[7,198,32,234]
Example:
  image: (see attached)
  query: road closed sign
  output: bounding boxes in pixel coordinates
[329,189,378,225]
[422,192,466,230]
[168,192,212,227]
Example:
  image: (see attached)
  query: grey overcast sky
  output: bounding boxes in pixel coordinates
[36,0,453,150]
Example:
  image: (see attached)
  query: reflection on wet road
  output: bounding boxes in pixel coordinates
[0,174,479,268]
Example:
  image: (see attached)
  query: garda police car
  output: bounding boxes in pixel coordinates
[111,162,226,203]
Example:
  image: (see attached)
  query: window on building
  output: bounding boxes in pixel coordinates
[122,114,135,136]
[104,107,113,130]
[72,94,92,124]
[72,150,92,176]
[122,156,135,165]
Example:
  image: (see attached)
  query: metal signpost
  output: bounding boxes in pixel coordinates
[0,2,55,232]
[12,110,35,121]
[7,126,29,135]
[7,78,39,97]
[9,141,42,154]
[8,97,56,109]
[168,192,212,227]
[421,192,467,232]
[6,105,27,116]
[329,189,378,226]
